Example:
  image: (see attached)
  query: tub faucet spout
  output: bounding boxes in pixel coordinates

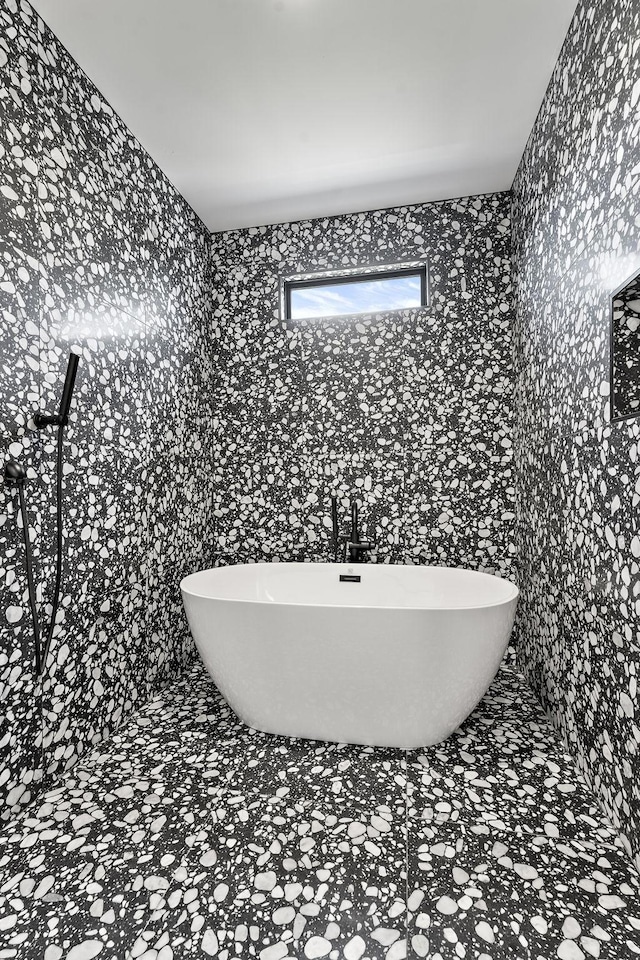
[329,495,376,562]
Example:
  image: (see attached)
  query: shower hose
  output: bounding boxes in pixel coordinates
[16,481,42,675]
[9,423,65,676]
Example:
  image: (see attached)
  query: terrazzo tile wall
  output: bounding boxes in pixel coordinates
[0,0,215,821]
[511,0,640,867]
[210,193,516,575]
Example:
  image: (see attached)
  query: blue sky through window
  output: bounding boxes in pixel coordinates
[289,274,422,319]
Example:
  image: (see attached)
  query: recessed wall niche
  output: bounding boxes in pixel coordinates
[611,266,640,422]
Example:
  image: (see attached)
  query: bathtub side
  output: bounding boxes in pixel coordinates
[182,590,518,749]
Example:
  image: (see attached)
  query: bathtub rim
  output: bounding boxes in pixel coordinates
[180,562,519,612]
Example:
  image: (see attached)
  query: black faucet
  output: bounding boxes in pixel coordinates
[330,495,375,563]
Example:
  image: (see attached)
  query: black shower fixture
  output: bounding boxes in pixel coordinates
[35,352,79,427]
[35,352,80,673]
[329,495,376,563]
[3,352,80,676]
[3,459,27,485]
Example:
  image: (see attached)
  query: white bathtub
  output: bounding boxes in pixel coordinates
[181,562,518,749]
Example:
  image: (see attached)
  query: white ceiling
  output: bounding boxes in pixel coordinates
[32,0,579,233]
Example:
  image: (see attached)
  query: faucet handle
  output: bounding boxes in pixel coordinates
[348,539,374,550]
[346,538,376,563]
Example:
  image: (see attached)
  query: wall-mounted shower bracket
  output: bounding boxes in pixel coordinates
[34,412,65,428]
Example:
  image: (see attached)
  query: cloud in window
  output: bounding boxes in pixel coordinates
[290,275,421,319]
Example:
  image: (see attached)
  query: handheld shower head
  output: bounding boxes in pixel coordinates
[35,353,80,428]
[58,353,79,425]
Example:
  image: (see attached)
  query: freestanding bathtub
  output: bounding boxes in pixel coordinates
[181,563,519,749]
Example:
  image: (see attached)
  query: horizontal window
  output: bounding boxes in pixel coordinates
[283,262,428,321]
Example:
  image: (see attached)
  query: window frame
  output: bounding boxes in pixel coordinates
[281,259,430,322]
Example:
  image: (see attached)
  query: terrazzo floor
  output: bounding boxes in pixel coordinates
[1,660,639,960]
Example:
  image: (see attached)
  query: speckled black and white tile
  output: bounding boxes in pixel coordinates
[511,0,640,869]
[1,0,215,821]
[4,3,640,953]
[2,0,518,828]
[210,194,516,578]
[1,659,639,959]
